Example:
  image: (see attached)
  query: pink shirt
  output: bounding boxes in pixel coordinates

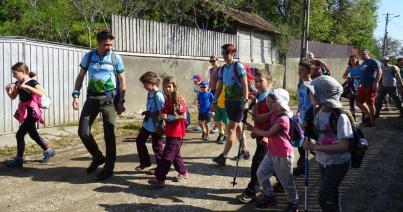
[266,114,293,157]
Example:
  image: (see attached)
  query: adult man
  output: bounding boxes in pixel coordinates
[356,49,381,127]
[375,57,403,118]
[72,30,126,181]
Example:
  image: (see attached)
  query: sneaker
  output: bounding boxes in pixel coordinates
[135,164,151,172]
[284,202,299,212]
[175,172,189,182]
[148,177,166,188]
[202,133,206,140]
[86,157,105,173]
[204,134,209,141]
[256,194,277,208]
[236,192,256,204]
[41,148,55,163]
[212,154,226,166]
[96,169,113,181]
[216,133,225,144]
[6,156,24,168]
[234,149,251,160]
[193,126,202,132]
[210,126,220,134]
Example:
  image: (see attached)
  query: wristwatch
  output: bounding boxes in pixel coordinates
[72,90,80,98]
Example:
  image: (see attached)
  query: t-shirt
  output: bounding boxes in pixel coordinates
[217,61,246,101]
[209,67,219,91]
[298,81,312,121]
[79,50,125,94]
[266,114,293,157]
[347,65,362,89]
[314,110,353,165]
[360,58,380,87]
[18,79,39,102]
[254,90,270,130]
[143,90,166,133]
[162,97,187,138]
[381,65,398,87]
[197,91,214,114]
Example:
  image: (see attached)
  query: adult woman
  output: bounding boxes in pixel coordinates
[342,55,361,120]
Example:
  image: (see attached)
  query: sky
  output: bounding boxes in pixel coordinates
[373,0,403,41]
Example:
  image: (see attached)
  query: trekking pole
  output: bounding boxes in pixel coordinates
[304,145,309,211]
[232,99,256,187]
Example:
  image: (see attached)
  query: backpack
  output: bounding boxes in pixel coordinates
[314,108,368,168]
[26,79,52,109]
[277,113,305,148]
[150,90,165,136]
[84,50,120,106]
[219,61,255,99]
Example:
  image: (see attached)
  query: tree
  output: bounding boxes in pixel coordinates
[377,37,402,57]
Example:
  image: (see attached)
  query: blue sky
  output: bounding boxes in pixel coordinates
[373,0,403,41]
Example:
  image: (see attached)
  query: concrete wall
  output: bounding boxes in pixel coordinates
[285,58,348,91]
[120,55,285,115]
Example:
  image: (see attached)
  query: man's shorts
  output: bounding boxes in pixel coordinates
[198,113,210,121]
[356,85,376,105]
[225,100,244,123]
[214,107,229,125]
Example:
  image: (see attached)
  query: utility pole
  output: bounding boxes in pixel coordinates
[382,13,400,56]
[300,0,310,61]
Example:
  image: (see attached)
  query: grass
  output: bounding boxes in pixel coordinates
[0,118,142,161]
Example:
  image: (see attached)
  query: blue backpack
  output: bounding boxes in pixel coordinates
[277,114,305,148]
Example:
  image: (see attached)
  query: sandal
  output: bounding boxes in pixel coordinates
[236,192,256,204]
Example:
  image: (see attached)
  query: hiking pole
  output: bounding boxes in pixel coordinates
[304,141,309,212]
[232,99,256,187]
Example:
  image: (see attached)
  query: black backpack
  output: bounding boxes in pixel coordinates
[313,108,368,168]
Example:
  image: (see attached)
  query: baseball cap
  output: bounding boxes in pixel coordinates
[192,74,202,82]
[270,88,292,117]
[200,80,208,85]
[381,56,390,61]
[304,76,343,108]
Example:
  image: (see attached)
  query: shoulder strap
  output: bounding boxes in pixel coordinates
[85,50,95,70]
[233,61,240,80]
[111,52,117,73]
[153,90,162,111]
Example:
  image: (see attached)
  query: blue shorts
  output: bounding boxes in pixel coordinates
[225,101,244,122]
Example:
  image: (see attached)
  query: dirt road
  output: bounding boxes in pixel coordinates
[0,109,402,212]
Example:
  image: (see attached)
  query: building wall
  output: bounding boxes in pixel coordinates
[238,28,277,64]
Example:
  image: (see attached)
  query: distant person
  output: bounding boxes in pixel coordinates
[4,62,55,168]
[72,30,126,181]
[397,56,403,101]
[209,55,220,95]
[212,43,250,166]
[197,80,215,141]
[375,57,403,118]
[355,49,381,127]
[308,52,331,78]
[342,55,362,120]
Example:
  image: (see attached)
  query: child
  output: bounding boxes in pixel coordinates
[304,76,352,211]
[212,83,228,144]
[192,74,202,132]
[135,71,165,172]
[149,76,189,187]
[197,80,215,140]
[236,69,275,203]
[294,59,315,176]
[248,88,299,211]
[4,62,55,168]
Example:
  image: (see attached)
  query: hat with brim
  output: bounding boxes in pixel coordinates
[381,56,390,61]
[270,88,293,117]
[304,76,343,108]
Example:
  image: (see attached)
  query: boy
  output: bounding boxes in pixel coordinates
[212,83,228,144]
[197,80,215,140]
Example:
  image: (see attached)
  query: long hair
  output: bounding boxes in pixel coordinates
[348,55,359,67]
[11,62,36,78]
[162,76,183,114]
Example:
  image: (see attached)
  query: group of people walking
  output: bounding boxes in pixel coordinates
[3,30,402,212]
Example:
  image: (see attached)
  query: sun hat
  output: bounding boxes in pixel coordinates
[270,88,292,117]
[304,76,343,108]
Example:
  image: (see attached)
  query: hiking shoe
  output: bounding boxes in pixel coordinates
[96,169,113,181]
[6,156,24,168]
[236,192,256,204]
[175,172,189,182]
[41,148,55,163]
[234,149,251,160]
[135,164,151,172]
[212,154,226,166]
[273,182,284,193]
[256,194,277,208]
[284,202,299,212]
[86,157,105,173]
[148,177,166,188]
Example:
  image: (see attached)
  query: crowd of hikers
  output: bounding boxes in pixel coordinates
[4,30,403,212]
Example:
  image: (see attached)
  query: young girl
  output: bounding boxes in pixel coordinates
[148,76,189,187]
[248,88,299,211]
[135,71,165,172]
[304,76,352,212]
[4,62,55,168]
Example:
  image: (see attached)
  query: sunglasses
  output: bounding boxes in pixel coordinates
[209,60,215,63]
[200,86,207,88]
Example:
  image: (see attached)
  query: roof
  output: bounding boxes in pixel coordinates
[221,6,280,34]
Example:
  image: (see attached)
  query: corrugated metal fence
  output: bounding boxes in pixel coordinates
[112,14,238,57]
[0,37,89,134]
[287,39,352,58]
